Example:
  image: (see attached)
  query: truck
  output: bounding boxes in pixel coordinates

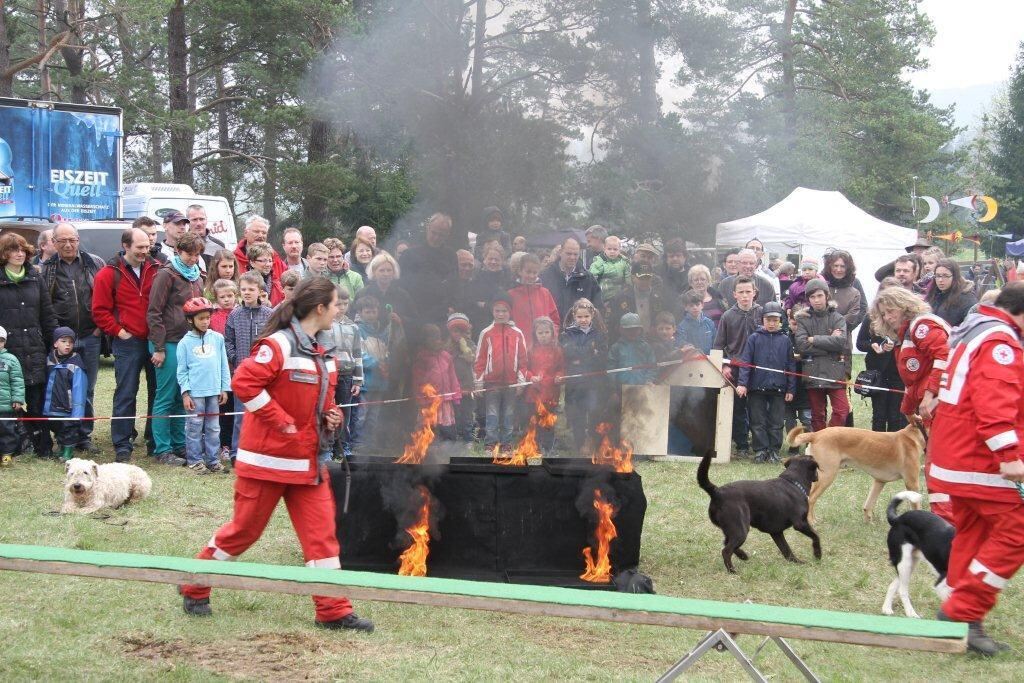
[0,97,237,256]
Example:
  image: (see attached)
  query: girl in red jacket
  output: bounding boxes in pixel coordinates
[508,253,559,349]
[525,316,564,453]
[411,323,461,439]
[179,277,374,633]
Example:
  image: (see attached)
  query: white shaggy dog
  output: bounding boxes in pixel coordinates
[61,458,152,514]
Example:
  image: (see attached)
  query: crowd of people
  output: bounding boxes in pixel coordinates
[0,208,1014,471]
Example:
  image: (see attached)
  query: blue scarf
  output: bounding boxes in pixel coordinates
[171,254,201,282]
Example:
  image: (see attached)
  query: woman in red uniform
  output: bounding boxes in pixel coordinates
[179,277,374,632]
[870,285,953,523]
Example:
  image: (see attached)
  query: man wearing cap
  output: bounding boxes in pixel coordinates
[606,263,667,341]
[540,236,602,322]
[160,210,191,262]
[40,223,105,454]
[875,235,933,282]
[632,242,661,271]
[720,248,776,308]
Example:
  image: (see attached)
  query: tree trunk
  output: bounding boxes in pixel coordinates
[262,117,277,227]
[167,0,194,185]
[470,0,486,101]
[302,118,331,234]
[780,0,798,149]
[0,0,11,97]
[151,125,165,182]
[635,0,659,129]
[215,66,234,206]
[54,0,87,103]
[37,0,51,98]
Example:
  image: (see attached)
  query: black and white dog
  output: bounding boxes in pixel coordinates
[881,491,955,618]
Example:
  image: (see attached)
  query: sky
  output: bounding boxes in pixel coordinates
[913,0,1024,91]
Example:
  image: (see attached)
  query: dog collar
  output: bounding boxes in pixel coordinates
[786,478,808,498]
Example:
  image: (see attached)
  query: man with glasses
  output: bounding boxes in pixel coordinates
[40,223,105,453]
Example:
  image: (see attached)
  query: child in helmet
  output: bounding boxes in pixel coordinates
[176,297,231,473]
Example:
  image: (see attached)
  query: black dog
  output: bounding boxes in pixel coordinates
[697,452,822,573]
[881,491,955,618]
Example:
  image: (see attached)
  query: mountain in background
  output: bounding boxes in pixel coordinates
[927,81,1003,132]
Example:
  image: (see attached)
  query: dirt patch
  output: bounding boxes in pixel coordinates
[122,631,359,680]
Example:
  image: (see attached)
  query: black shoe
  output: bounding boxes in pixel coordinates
[753,450,769,463]
[316,613,375,633]
[155,452,186,466]
[115,451,132,464]
[77,441,101,455]
[173,448,187,459]
[937,609,1009,655]
[182,596,212,617]
[787,446,800,455]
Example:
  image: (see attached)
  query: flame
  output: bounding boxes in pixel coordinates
[580,489,618,583]
[494,402,557,466]
[591,423,634,473]
[397,486,431,577]
[395,384,441,464]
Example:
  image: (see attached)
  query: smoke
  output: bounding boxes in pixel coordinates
[379,465,445,552]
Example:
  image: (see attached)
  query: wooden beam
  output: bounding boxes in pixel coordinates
[0,557,965,654]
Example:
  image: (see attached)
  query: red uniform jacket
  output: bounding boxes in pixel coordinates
[508,282,559,349]
[473,321,528,387]
[525,343,564,406]
[232,325,337,485]
[896,313,950,417]
[927,306,1024,503]
[91,256,159,340]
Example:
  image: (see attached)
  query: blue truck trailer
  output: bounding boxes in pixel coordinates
[0,97,122,221]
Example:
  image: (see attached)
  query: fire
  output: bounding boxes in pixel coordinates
[398,486,431,577]
[591,422,634,473]
[580,489,618,583]
[395,384,441,464]
[494,401,557,466]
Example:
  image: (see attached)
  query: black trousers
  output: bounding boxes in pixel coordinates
[748,391,785,454]
[870,391,906,432]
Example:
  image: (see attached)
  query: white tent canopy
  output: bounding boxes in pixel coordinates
[715,187,917,311]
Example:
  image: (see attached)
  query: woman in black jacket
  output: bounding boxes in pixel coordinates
[857,277,906,433]
[926,258,977,328]
[0,233,59,456]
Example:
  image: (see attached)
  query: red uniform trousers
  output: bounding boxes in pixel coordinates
[807,387,849,432]
[180,474,353,622]
[917,414,955,525]
[942,495,1024,622]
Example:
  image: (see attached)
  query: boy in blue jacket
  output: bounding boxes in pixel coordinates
[735,302,796,463]
[177,298,231,473]
[676,289,715,355]
[43,327,88,461]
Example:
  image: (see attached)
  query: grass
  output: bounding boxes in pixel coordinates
[0,359,1020,681]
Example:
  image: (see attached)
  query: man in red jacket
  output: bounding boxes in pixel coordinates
[928,282,1024,655]
[92,228,160,462]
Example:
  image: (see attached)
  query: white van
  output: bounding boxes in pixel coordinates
[122,183,237,252]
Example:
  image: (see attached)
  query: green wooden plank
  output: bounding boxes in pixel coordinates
[0,543,965,640]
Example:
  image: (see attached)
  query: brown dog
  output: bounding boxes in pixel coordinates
[787,418,925,524]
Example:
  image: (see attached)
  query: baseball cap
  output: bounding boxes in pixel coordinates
[762,302,784,318]
[163,210,190,224]
[619,312,643,329]
[635,243,660,256]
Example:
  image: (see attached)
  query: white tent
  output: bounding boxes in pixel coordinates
[715,187,917,311]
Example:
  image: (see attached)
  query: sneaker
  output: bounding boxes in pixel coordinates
[219,446,231,462]
[182,596,213,617]
[0,454,12,467]
[315,613,375,633]
[936,609,1009,655]
[753,450,769,463]
[206,461,226,474]
[187,462,209,474]
[155,452,186,466]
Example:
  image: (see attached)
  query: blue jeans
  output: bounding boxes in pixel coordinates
[111,337,156,457]
[565,382,601,453]
[231,394,245,457]
[185,395,221,466]
[149,341,185,455]
[74,333,101,444]
[484,387,515,446]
